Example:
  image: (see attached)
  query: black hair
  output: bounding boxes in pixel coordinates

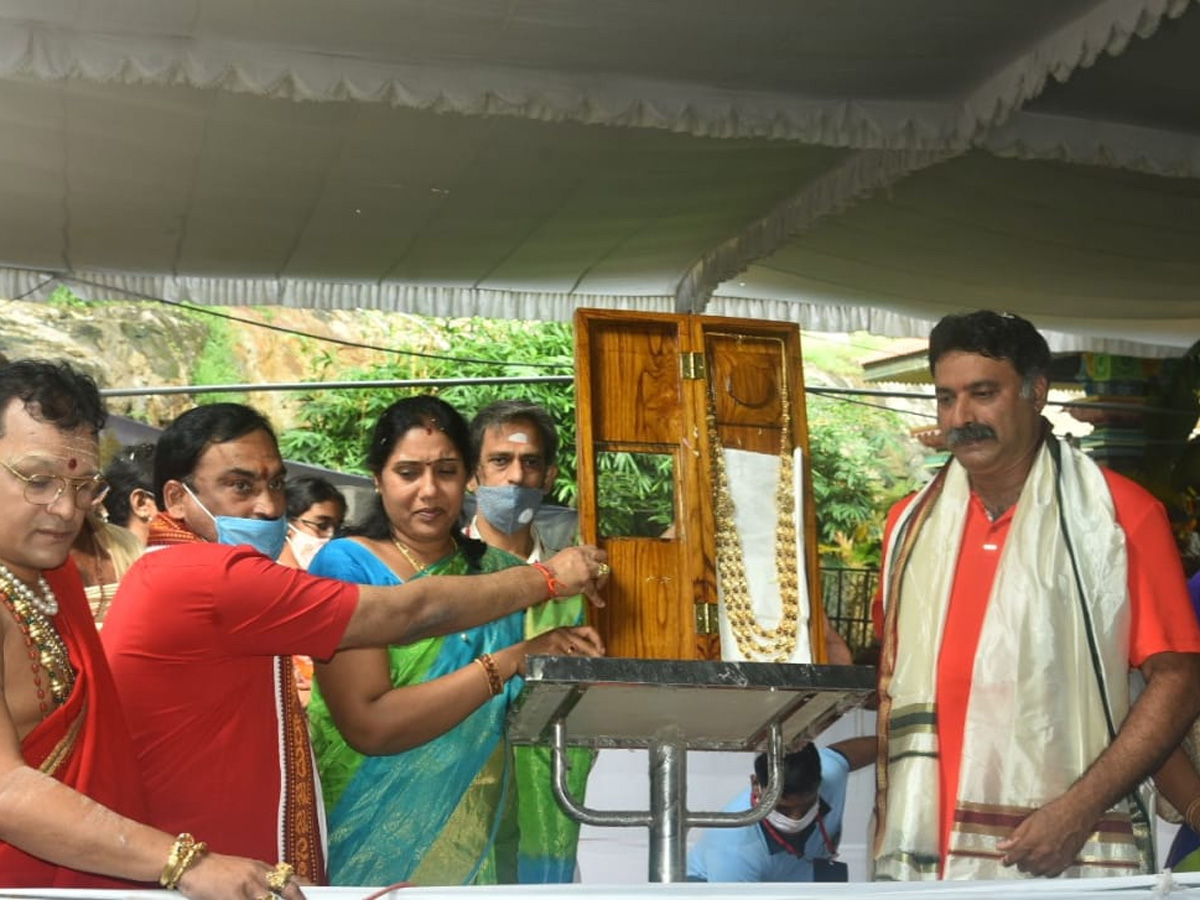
[347,395,485,568]
[103,442,157,526]
[286,475,347,521]
[754,742,822,798]
[0,359,106,437]
[469,399,560,469]
[928,310,1051,393]
[153,403,277,507]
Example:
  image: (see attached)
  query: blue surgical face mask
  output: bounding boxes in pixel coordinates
[183,484,289,560]
[474,484,544,535]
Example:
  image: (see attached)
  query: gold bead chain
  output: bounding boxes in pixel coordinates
[0,571,75,713]
[707,388,801,662]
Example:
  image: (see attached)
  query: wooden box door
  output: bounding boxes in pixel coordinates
[574,309,829,662]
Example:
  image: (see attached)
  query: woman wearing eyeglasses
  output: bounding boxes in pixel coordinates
[277,476,347,572]
[277,476,347,707]
[305,396,603,886]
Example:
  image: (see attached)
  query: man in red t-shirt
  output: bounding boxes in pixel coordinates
[102,402,609,883]
[872,311,1200,880]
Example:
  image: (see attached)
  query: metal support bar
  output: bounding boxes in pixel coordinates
[686,722,784,828]
[549,718,788,882]
[647,724,685,882]
[551,719,651,827]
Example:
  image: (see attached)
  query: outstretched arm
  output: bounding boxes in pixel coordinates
[340,545,607,650]
[997,650,1200,876]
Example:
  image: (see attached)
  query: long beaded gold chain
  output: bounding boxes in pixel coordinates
[707,388,801,662]
[0,572,75,714]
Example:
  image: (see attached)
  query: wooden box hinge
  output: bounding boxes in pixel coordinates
[694,601,720,635]
[680,351,707,381]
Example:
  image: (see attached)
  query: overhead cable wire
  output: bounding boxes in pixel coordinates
[99,374,574,398]
[15,268,574,372]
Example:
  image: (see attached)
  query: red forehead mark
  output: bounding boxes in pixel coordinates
[425,425,434,435]
[67,457,78,470]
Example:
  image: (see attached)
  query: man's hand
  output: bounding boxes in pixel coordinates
[995,795,1098,877]
[179,853,308,900]
[543,545,609,607]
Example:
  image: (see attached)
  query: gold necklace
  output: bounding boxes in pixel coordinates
[707,387,801,662]
[390,536,427,572]
[391,533,458,574]
[0,569,75,714]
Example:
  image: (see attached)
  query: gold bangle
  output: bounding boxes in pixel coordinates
[474,653,504,697]
[1185,797,1200,831]
[160,833,207,890]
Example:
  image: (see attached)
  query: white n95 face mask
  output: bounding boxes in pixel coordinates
[765,804,819,834]
[287,528,329,570]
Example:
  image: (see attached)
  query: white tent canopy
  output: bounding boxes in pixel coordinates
[1,0,1198,355]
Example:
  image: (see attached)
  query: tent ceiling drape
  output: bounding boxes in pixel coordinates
[1,0,1198,355]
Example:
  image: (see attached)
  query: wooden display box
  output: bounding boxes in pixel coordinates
[573,309,831,662]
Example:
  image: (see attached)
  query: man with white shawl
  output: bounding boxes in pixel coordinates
[873,311,1200,880]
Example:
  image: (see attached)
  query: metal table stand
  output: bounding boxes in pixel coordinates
[508,656,875,883]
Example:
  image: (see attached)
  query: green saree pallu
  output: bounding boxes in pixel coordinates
[516,593,596,883]
[308,540,527,886]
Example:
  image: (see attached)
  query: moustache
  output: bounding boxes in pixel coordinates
[946,423,997,447]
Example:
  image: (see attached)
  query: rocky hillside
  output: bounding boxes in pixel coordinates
[0,297,430,429]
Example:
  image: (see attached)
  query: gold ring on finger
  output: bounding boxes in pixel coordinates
[267,861,294,893]
[596,562,611,578]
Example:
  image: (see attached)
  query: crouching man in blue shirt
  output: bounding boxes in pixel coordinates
[688,737,875,883]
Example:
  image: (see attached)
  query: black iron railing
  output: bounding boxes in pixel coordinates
[820,566,879,658]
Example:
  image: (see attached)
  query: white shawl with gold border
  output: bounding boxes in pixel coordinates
[873,436,1153,880]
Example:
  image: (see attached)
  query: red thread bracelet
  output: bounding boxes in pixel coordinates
[531,562,568,600]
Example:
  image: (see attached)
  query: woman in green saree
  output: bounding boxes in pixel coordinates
[307,395,603,886]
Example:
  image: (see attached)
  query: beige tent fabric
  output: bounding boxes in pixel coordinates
[1,0,1199,353]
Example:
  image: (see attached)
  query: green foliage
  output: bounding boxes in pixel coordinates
[806,395,917,567]
[279,319,577,485]
[595,451,676,537]
[280,318,918,564]
[190,316,248,406]
[46,284,89,309]
[279,319,676,533]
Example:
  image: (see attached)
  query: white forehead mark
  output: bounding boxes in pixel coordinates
[507,431,530,445]
[13,438,100,472]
